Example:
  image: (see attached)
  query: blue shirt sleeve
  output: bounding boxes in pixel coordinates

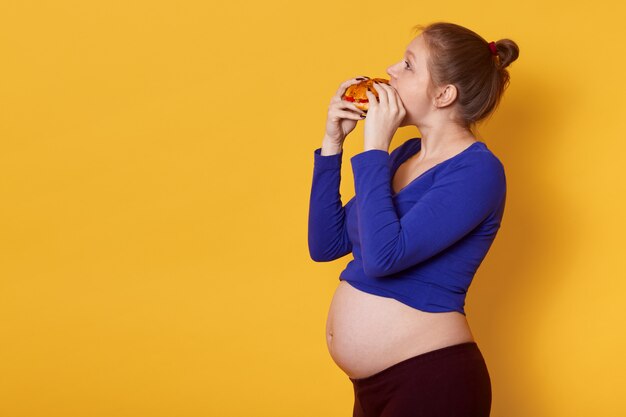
[350,149,506,277]
[307,148,353,262]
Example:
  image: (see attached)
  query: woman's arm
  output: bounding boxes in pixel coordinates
[350,149,506,277]
[307,141,353,262]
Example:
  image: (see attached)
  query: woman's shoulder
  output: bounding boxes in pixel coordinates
[452,141,504,172]
[438,143,506,192]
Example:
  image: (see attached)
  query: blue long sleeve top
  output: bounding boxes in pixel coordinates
[308,137,506,315]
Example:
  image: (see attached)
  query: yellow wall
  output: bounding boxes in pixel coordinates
[1,1,624,416]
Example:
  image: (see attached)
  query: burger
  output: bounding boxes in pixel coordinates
[341,77,391,112]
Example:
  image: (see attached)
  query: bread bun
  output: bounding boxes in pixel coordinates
[341,78,391,112]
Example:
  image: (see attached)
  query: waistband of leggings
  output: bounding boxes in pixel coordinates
[349,341,480,384]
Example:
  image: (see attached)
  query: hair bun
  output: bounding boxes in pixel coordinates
[494,39,519,69]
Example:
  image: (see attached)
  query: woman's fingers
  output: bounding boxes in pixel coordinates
[371,83,405,116]
[379,83,398,113]
[334,76,369,99]
[386,84,406,116]
[389,84,403,112]
[364,89,377,110]
[332,99,365,116]
[372,82,389,108]
[332,109,366,121]
[332,95,366,114]
[343,101,366,114]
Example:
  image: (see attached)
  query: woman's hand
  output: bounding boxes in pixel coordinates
[362,82,407,152]
[324,76,369,143]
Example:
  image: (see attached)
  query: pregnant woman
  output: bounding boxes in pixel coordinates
[308,22,519,416]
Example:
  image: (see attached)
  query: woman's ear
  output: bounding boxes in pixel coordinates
[433,84,458,109]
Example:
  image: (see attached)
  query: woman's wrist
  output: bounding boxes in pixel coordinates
[321,135,344,156]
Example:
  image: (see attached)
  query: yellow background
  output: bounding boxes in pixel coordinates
[1,1,624,416]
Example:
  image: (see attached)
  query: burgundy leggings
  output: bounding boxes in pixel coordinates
[349,342,491,417]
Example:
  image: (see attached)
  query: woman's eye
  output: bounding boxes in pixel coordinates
[404,60,411,70]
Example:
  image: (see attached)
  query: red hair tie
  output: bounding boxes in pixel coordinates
[488,41,498,56]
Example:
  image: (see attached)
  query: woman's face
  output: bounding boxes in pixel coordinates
[386,35,434,127]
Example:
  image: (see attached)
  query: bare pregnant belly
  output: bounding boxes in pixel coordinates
[326,280,475,380]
